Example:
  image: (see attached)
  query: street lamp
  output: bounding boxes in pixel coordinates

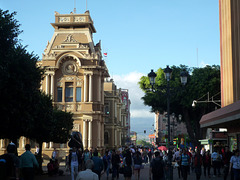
[148,65,188,180]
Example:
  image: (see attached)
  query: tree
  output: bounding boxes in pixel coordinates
[0,9,43,143]
[139,65,220,147]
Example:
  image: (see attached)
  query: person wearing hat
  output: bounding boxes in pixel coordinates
[0,142,20,180]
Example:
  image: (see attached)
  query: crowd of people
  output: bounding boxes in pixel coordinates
[1,142,240,180]
[65,145,240,180]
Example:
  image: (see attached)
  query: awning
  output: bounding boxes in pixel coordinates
[200,100,240,128]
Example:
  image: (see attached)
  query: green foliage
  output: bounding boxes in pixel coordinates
[136,140,152,147]
[139,65,220,146]
[51,109,74,143]
[0,9,43,140]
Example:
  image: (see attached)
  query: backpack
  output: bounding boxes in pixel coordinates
[152,158,164,178]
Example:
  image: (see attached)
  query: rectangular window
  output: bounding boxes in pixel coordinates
[65,82,73,102]
[57,87,62,102]
[76,87,81,102]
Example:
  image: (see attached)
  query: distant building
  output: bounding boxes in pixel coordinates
[130,131,137,145]
[104,79,129,149]
[155,112,187,145]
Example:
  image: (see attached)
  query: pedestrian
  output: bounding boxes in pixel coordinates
[92,150,104,180]
[76,159,98,180]
[51,147,58,160]
[0,143,20,180]
[133,151,142,180]
[69,147,81,180]
[223,146,232,180]
[103,150,111,179]
[175,151,182,178]
[123,149,133,180]
[211,148,222,177]
[194,150,202,180]
[142,148,148,164]
[229,149,240,180]
[202,150,211,178]
[148,149,153,163]
[149,151,165,180]
[19,144,39,180]
[111,149,121,180]
[180,149,190,180]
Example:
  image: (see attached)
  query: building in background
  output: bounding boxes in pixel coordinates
[104,79,129,149]
[200,0,240,152]
[121,89,131,145]
[130,131,137,146]
[155,112,188,146]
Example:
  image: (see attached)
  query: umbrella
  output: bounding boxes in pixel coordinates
[158,146,168,151]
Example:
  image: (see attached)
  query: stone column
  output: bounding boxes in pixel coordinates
[84,74,88,102]
[88,120,92,149]
[98,75,101,102]
[115,130,117,146]
[44,142,47,149]
[0,139,3,148]
[49,142,53,148]
[83,120,87,149]
[50,74,54,100]
[97,121,101,147]
[22,137,25,149]
[101,123,104,147]
[89,74,93,102]
[45,74,49,94]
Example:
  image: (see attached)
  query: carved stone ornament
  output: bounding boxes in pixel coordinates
[64,34,77,43]
[62,60,77,75]
[59,17,70,22]
[74,16,86,22]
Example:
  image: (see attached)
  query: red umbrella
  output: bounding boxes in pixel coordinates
[158,146,168,151]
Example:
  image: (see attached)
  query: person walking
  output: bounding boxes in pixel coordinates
[19,144,39,180]
[123,149,133,180]
[0,143,20,180]
[202,150,211,178]
[211,148,222,177]
[133,151,142,180]
[69,147,81,180]
[194,150,202,180]
[103,151,111,179]
[223,146,232,180]
[180,149,190,180]
[111,149,121,180]
[92,150,104,180]
[149,151,165,180]
[229,149,240,180]
[76,159,98,180]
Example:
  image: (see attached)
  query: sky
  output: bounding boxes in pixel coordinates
[1,0,220,140]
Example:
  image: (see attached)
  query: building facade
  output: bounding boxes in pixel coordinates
[155,112,188,145]
[200,0,240,152]
[104,79,128,149]
[40,11,109,152]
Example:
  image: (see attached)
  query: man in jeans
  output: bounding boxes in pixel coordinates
[149,151,165,180]
[20,144,39,180]
[211,148,222,177]
[69,147,81,180]
[181,149,190,180]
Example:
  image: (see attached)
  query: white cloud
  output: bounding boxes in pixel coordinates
[131,109,154,118]
[112,72,155,140]
[200,61,209,67]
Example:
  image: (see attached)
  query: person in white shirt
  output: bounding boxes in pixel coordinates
[76,159,98,180]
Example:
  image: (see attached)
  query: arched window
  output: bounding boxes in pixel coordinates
[104,132,109,144]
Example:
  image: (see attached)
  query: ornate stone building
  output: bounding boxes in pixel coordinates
[40,10,109,152]
[104,79,128,149]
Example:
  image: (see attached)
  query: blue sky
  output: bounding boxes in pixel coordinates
[2,0,220,140]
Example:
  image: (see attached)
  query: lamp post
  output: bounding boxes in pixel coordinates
[148,65,188,180]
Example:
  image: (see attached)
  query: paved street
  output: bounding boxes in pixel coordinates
[35,163,226,180]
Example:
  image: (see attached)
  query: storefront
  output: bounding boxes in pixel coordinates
[200,100,240,151]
